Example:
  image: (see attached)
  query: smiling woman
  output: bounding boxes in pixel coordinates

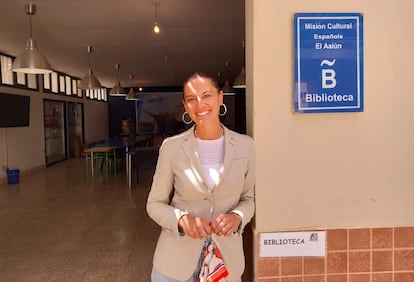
[146,72,255,282]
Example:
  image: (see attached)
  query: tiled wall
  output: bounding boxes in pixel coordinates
[256,226,414,281]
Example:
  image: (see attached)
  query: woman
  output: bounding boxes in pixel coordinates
[147,72,255,282]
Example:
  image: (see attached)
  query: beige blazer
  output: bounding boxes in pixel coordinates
[146,126,255,281]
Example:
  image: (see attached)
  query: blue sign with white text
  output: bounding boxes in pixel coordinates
[294,13,364,113]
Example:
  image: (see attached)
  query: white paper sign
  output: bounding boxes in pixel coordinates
[260,231,326,257]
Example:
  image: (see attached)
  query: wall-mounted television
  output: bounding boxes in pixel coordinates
[0,92,30,127]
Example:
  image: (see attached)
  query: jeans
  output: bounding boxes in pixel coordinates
[151,268,242,282]
[151,268,193,282]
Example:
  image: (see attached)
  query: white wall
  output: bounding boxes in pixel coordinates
[0,84,108,181]
[246,0,414,231]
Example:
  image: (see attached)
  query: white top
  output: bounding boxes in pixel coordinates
[196,135,225,191]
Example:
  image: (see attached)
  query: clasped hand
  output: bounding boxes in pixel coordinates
[178,213,241,239]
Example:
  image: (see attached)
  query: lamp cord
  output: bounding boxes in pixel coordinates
[4,128,8,169]
[242,41,245,68]
[29,13,33,39]
[87,46,92,69]
[26,3,35,39]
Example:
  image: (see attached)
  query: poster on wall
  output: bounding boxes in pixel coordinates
[294,13,364,113]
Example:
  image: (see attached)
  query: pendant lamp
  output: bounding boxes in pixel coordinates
[222,80,236,95]
[232,67,245,89]
[153,3,160,34]
[233,41,246,89]
[125,74,139,100]
[222,61,236,95]
[79,46,102,90]
[109,64,127,96]
[12,3,52,74]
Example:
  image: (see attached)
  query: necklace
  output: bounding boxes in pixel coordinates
[194,126,224,140]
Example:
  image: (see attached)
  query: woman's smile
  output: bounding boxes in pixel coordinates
[196,110,210,118]
[197,111,209,116]
[194,109,212,124]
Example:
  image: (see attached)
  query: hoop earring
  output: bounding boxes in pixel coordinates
[219,104,227,116]
[181,111,193,125]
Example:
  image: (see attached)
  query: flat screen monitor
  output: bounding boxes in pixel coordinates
[0,92,30,127]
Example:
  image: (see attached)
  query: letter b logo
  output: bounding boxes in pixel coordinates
[322,69,337,89]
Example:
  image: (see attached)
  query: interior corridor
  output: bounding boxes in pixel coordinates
[0,158,159,281]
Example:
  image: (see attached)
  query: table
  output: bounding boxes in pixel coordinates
[83,146,117,183]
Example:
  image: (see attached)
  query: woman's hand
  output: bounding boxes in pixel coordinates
[211,213,241,236]
[178,214,212,239]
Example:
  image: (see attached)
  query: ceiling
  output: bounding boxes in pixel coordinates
[0,0,245,89]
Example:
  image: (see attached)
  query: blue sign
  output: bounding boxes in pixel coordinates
[294,13,364,113]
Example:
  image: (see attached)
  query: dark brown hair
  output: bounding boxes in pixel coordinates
[183,72,220,93]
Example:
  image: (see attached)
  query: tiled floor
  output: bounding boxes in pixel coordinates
[0,158,159,281]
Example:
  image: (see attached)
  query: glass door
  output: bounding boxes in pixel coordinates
[66,102,84,158]
[44,99,67,166]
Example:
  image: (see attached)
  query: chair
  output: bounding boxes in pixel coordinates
[88,141,98,148]
[100,138,125,172]
[83,141,102,169]
[133,146,159,184]
[129,133,164,187]
[83,141,109,180]
[83,140,117,177]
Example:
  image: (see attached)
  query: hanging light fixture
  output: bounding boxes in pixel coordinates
[12,3,52,74]
[125,88,138,100]
[109,64,127,96]
[125,74,139,100]
[153,3,160,34]
[79,46,102,90]
[233,41,246,89]
[222,61,236,95]
[233,67,245,89]
[222,80,236,95]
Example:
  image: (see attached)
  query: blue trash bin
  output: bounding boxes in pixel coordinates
[7,169,20,184]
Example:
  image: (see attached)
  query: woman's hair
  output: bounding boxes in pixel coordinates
[183,72,220,92]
